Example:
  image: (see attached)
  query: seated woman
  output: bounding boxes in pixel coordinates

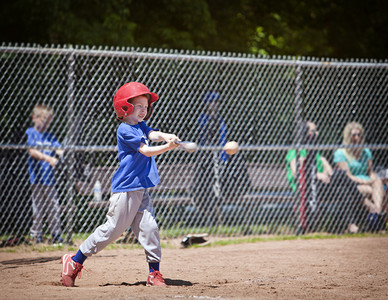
[334,122,386,231]
[334,122,385,230]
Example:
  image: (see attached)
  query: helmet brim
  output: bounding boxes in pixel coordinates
[148,92,158,104]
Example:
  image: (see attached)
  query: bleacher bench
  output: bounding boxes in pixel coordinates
[75,163,294,208]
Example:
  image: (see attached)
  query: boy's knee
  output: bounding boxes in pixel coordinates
[141,222,159,235]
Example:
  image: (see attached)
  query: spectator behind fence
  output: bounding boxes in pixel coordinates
[286,121,333,232]
[334,122,386,231]
[192,91,228,226]
[192,91,250,227]
[376,168,388,214]
[286,121,364,234]
[26,104,64,244]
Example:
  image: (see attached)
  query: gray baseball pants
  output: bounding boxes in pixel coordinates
[80,189,161,263]
[30,184,62,238]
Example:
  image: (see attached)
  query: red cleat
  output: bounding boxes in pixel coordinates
[147,269,167,286]
[60,254,84,287]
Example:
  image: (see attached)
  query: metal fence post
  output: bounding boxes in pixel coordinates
[63,47,77,244]
[294,64,305,235]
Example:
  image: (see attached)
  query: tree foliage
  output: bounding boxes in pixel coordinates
[1,0,387,58]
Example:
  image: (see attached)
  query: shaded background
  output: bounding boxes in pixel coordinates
[1,0,387,59]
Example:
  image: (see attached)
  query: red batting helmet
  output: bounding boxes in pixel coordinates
[113,82,158,120]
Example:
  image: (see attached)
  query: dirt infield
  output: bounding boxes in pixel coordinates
[1,236,387,300]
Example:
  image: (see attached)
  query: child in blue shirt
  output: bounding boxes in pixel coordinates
[61,82,180,287]
[26,104,64,244]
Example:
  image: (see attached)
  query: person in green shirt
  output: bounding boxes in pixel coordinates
[286,122,333,193]
[286,148,330,193]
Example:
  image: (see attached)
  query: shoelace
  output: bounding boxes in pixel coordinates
[73,264,87,279]
[152,270,165,282]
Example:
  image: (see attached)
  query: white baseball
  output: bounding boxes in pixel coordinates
[224,141,239,155]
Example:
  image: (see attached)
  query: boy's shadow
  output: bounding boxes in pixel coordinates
[101,278,194,287]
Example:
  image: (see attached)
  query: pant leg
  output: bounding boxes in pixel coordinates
[30,184,44,238]
[322,170,366,232]
[130,190,162,263]
[80,190,144,256]
[44,186,62,237]
[192,152,217,227]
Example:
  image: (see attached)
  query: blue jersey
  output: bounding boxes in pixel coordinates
[111,122,160,193]
[26,127,60,186]
[198,113,228,161]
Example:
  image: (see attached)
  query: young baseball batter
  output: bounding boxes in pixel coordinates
[26,104,64,244]
[61,82,180,287]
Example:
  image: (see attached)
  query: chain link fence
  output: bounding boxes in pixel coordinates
[1,44,387,246]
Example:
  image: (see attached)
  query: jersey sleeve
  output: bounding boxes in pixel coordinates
[286,149,297,164]
[140,122,159,139]
[316,152,324,173]
[363,148,373,160]
[26,128,36,146]
[117,125,145,152]
[50,134,61,147]
[333,149,346,164]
